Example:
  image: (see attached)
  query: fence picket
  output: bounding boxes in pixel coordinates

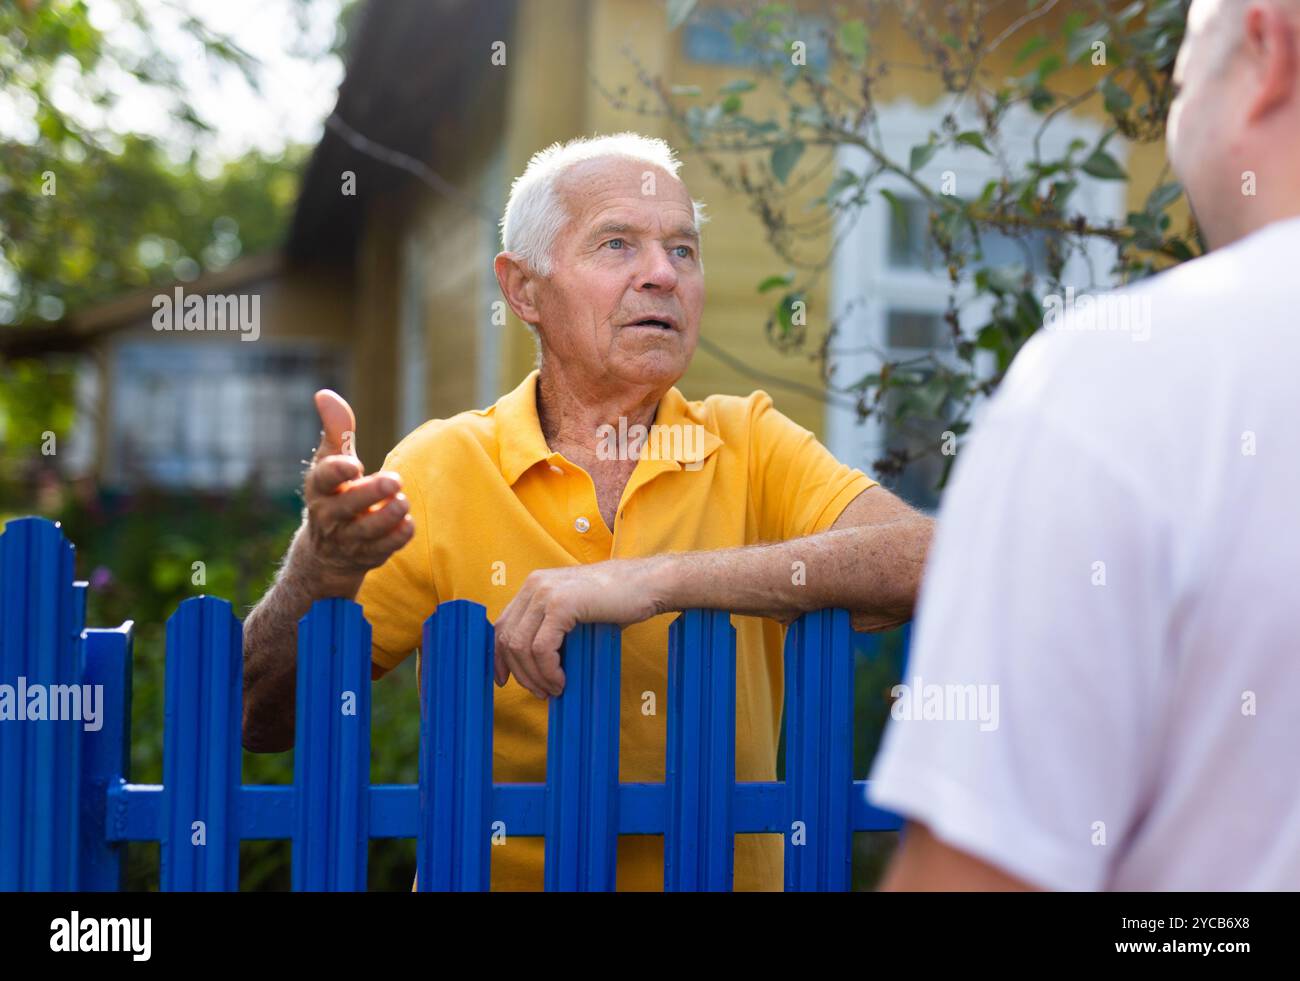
[544,622,621,891]
[161,596,241,891]
[417,600,494,891]
[0,517,84,889]
[665,609,736,891]
[79,624,134,890]
[293,598,372,891]
[784,608,856,891]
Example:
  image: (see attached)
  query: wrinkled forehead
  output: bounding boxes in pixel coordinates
[556,157,694,227]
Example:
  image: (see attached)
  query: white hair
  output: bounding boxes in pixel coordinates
[499,131,708,278]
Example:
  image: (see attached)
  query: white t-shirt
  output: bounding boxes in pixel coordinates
[868,215,1300,890]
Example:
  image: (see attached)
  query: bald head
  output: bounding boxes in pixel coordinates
[1167,0,1300,247]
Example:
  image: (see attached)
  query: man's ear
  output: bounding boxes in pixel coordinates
[1243,2,1299,124]
[494,252,542,326]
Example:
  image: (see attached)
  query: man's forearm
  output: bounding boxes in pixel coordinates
[242,527,362,753]
[656,518,932,629]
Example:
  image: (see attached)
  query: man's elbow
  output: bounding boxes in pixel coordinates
[871,513,935,618]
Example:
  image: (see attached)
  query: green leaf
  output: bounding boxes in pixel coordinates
[824,169,860,201]
[839,20,868,63]
[1035,53,1062,82]
[909,141,938,172]
[1118,1,1146,25]
[955,131,991,154]
[1066,22,1109,64]
[1080,149,1128,181]
[1145,181,1182,212]
[1014,35,1048,66]
[720,79,756,94]
[722,94,743,114]
[757,273,795,293]
[770,140,805,183]
[1100,76,1132,113]
[666,0,699,30]
[1050,179,1078,205]
[775,291,806,338]
[879,189,908,231]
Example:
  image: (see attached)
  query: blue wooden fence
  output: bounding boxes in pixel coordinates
[0,516,907,892]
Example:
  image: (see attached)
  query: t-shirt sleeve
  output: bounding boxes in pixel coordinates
[747,391,877,541]
[354,446,439,671]
[867,402,1170,891]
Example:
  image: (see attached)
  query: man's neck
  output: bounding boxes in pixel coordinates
[535,364,666,457]
[1209,183,1300,250]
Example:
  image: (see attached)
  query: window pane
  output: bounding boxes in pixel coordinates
[882,373,949,512]
[887,198,932,270]
[112,342,340,490]
[885,310,944,350]
[887,195,1055,275]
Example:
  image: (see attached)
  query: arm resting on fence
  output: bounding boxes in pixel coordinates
[658,485,932,631]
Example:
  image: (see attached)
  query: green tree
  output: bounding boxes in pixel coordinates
[0,0,318,507]
[0,0,311,326]
[641,0,1194,489]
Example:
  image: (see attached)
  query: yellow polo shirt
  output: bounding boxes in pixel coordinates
[357,369,875,890]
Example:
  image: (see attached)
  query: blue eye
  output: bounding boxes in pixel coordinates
[673,245,693,258]
[606,238,624,249]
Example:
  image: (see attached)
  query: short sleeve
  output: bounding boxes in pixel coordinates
[866,404,1170,890]
[354,447,439,671]
[747,391,876,542]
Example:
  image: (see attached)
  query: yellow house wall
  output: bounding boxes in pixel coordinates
[485,0,1180,441]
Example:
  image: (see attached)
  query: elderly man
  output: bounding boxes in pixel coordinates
[242,133,933,891]
[871,0,1300,890]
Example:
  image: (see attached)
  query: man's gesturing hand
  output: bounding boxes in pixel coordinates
[492,558,671,698]
[294,390,414,598]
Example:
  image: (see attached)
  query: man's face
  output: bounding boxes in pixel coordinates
[530,157,703,393]
[1167,0,1242,245]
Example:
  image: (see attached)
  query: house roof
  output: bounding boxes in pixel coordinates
[0,253,283,358]
[285,0,517,263]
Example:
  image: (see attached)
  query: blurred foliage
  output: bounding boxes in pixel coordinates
[0,491,423,891]
[0,0,311,326]
[643,0,1198,491]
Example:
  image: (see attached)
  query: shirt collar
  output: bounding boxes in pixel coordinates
[495,369,724,486]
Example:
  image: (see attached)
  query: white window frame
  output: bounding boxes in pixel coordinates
[826,98,1128,503]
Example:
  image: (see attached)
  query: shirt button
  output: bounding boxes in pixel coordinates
[575,516,590,533]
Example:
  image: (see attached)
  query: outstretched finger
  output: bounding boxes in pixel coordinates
[313,389,358,462]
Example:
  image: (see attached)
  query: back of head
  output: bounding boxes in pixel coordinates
[1167,0,1300,247]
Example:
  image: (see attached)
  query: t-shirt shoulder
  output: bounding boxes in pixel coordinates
[688,388,779,439]
[382,405,499,471]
